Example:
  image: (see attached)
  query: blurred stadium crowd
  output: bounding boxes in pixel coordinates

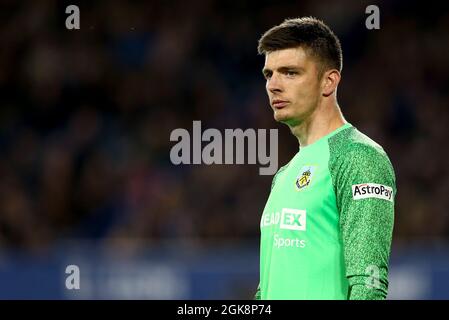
[0,0,448,253]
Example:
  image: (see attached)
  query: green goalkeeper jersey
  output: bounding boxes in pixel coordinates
[256,123,396,300]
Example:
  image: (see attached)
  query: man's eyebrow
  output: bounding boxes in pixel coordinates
[262,66,303,75]
[262,68,272,75]
[278,66,303,72]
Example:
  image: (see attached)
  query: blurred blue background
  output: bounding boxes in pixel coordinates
[0,0,448,299]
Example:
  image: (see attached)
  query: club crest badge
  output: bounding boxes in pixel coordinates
[295,165,316,191]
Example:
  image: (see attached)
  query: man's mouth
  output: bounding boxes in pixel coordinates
[271,99,289,109]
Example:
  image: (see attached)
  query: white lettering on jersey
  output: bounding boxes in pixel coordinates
[261,208,306,231]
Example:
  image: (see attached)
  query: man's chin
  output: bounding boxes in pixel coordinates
[273,111,291,123]
[273,111,300,127]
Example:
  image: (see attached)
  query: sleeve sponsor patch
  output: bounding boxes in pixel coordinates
[352,183,393,202]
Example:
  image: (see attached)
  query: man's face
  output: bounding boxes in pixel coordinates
[263,47,323,126]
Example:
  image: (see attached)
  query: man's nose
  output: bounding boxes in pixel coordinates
[266,73,283,94]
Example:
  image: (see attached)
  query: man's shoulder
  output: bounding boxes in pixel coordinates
[329,125,392,168]
[328,125,397,194]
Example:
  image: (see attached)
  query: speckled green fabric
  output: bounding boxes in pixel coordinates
[256,123,395,300]
[328,126,396,299]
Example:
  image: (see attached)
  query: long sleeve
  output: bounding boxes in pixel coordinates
[331,143,396,300]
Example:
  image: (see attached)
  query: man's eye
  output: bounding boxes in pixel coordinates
[286,71,297,76]
[264,73,272,80]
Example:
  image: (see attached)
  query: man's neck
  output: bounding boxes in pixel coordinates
[289,103,346,147]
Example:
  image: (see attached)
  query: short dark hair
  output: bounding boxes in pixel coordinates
[258,17,343,74]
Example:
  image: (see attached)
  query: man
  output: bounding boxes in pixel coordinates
[255,17,396,300]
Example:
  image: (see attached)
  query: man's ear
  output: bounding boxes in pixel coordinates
[321,69,341,97]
